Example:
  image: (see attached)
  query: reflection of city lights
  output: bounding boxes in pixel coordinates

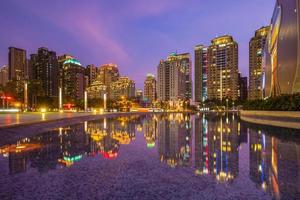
[147,142,155,149]
[0,143,41,154]
[41,113,46,120]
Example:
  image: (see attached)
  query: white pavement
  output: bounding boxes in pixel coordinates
[0,112,95,128]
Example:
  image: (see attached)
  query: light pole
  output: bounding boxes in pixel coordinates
[24,82,28,111]
[59,87,62,111]
[84,90,87,112]
[104,93,107,111]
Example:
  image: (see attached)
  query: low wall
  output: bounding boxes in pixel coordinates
[240,110,300,129]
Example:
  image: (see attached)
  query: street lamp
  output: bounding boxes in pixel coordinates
[84,90,87,112]
[59,87,62,111]
[103,93,107,111]
[24,82,28,112]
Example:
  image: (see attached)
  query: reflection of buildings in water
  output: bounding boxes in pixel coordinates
[249,129,268,191]
[249,129,300,199]
[0,124,91,174]
[86,116,142,158]
[143,115,158,149]
[157,114,192,168]
[194,113,239,182]
[99,135,119,159]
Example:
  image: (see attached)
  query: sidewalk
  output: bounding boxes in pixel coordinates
[0,112,94,128]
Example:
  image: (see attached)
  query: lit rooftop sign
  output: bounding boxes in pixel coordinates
[63,59,82,66]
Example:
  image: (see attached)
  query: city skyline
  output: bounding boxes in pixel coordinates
[0,0,274,88]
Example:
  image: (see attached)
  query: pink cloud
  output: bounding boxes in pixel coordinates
[14,2,130,64]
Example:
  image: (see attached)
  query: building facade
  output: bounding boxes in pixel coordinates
[194,45,208,103]
[0,65,9,86]
[144,74,157,103]
[62,58,86,100]
[207,36,239,101]
[110,77,135,99]
[86,80,107,99]
[8,47,27,81]
[58,54,74,88]
[85,64,99,86]
[263,0,300,97]
[99,64,120,99]
[249,26,270,100]
[238,74,248,101]
[157,53,192,105]
[30,47,59,97]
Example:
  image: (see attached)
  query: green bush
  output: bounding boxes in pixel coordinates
[243,94,300,111]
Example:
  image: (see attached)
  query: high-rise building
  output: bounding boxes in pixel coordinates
[194,45,208,103]
[58,54,74,88]
[99,64,120,99]
[8,47,27,80]
[110,76,135,99]
[0,65,9,86]
[157,53,192,105]
[238,73,248,101]
[86,80,107,99]
[62,58,86,100]
[249,26,270,100]
[135,89,143,98]
[85,64,98,86]
[30,47,59,97]
[144,73,156,103]
[207,35,239,101]
[263,0,300,97]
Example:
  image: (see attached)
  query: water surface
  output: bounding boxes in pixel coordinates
[0,113,299,200]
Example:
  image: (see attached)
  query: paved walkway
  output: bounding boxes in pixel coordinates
[0,112,94,128]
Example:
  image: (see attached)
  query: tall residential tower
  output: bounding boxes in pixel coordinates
[144,74,157,103]
[207,36,239,101]
[249,26,270,100]
[30,47,59,97]
[194,45,208,103]
[157,53,192,105]
[8,47,27,81]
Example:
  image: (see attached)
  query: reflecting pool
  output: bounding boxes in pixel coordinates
[0,113,299,200]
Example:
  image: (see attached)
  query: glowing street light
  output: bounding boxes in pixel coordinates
[84,90,88,112]
[24,82,28,111]
[104,93,107,111]
[59,87,62,111]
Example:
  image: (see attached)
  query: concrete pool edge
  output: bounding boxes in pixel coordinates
[239,110,300,130]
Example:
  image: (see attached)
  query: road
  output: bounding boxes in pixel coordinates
[0,112,94,127]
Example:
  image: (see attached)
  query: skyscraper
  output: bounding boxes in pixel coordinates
[194,45,208,103]
[0,65,9,86]
[249,26,270,100]
[157,53,191,105]
[62,58,86,100]
[263,0,300,97]
[144,74,156,103]
[30,47,59,97]
[207,36,239,101]
[85,64,98,86]
[238,74,248,101]
[99,64,120,99]
[8,47,27,81]
[110,76,135,99]
[58,54,74,88]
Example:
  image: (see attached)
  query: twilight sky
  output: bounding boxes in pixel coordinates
[0,0,274,88]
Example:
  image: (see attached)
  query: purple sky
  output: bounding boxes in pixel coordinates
[0,0,274,88]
